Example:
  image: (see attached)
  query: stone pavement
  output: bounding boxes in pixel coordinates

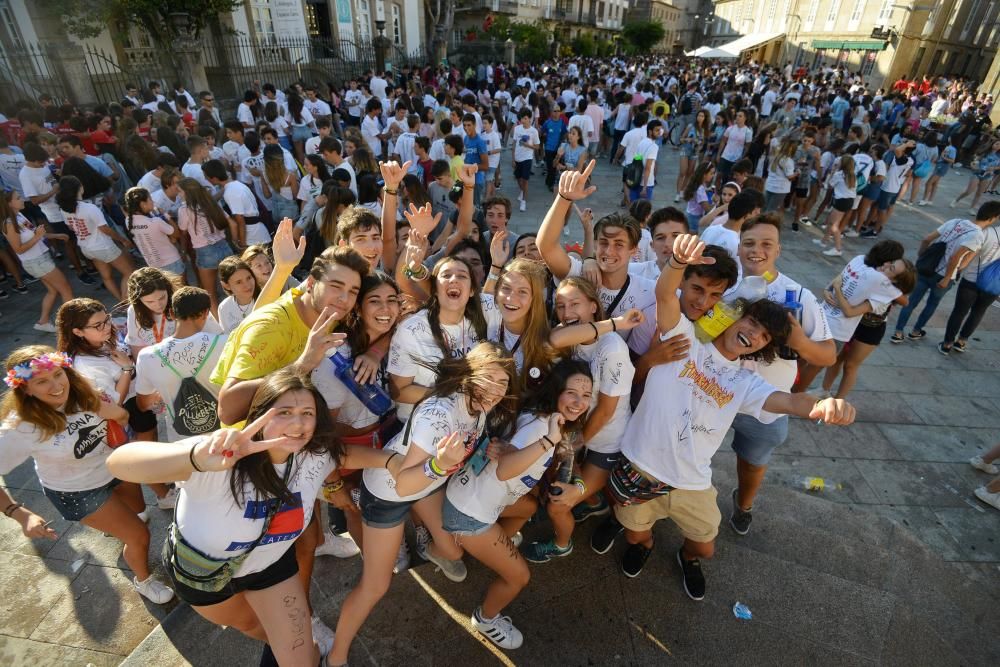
[2,141,999,666]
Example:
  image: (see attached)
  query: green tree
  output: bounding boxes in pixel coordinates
[485,18,552,64]
[571,33,596,57]
[55,0,243,46]
[622,20,666,54]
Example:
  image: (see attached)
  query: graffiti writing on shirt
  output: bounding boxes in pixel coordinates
[60,413,106,459]
[677,360,735,408]
[227,491,305,550]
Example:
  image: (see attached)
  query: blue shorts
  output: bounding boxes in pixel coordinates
[933,163,950,177]
[685,211,702,232]
[514,159,533,180]
[584,449,621,471]
[861,181,882,201]
[43,479,120,521]
[291,125,313,142]
[876,189,899,211]
[680,142,696,159]
[441,496,491,536]
[158,258,187,279]
[485,167,497,183]
[730,414,789,466]
[359,479,416,529]
[195,238,234,270]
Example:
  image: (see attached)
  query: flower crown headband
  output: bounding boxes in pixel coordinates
[4,352,74,389]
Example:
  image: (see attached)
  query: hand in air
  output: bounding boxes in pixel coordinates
[379,160,412,191]
[191,409,307,472]
[557,159,597,201]
[402,202,442,238]
[272,217,306,271]
[671,234,716,266]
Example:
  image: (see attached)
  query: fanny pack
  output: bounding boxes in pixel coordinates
[163,464,290,592]
[607,458,674,506]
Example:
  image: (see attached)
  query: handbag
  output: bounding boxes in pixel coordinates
[162,463,292,592]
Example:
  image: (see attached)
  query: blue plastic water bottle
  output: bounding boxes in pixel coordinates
[778,288,803,360]
[329,353,393,416]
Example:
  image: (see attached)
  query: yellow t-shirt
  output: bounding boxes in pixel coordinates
[210,288,311,386]
[449,155,464,182]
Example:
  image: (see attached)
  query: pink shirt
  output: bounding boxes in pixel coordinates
[178,204,227,249]
[585,104,604,145]
[129,213,182,267]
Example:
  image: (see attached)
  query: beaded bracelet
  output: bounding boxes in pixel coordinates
[3,502,23,518]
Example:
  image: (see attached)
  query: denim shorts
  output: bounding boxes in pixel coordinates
[195,238,234,270]
[359,479,417,529]
[441,496,491,536]
[585,449,621,471]
[876,189,899,211]
[685,211,702,232]
[271,195,300,223]
[680,142,696,159]
[291,125,313,142]
[861,181,882,201]
[20,252,56,279]
[83,244,122,264]
[730,414,789,466]
[43,478,120,521]
[158,258,187,279]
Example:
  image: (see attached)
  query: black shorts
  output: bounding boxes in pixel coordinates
[168,541,299,607]
[794,187,810,198]
[851,320,886,346]
[514,159,533,181]
[832,197,854,212]
[584,449,621,471]
[124,396,158,433]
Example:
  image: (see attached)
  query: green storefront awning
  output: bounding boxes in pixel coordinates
[812,39,888,50]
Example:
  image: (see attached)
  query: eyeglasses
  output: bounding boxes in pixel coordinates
[82,316,112,330]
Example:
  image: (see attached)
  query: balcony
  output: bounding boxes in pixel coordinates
[456,0,518,14]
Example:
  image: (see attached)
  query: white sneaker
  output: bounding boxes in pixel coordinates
[800,216,813,226]
[970,456,1000,475]
[393,539,411,574]
[132,575,174,604]
[511,531,523,548]
[137,509,150,524]
[844,229,860,238]
[517,191,524,201]
[673,193,682,203]
[968,207,978,216]
[423,543,467,582]
[310,615,335,656]
[33,322,56,333]
[414,524,432,561]
[822,248,843,257]
[519,200,526,212]
[812,238,827,247]
[973,486,1000,511]
[315,531,360,558]
[472,607,523,649]
[949,199,959,208]
[917,200,929,206]
[156,487,178,510]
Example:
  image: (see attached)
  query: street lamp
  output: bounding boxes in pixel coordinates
[374,0,387,73]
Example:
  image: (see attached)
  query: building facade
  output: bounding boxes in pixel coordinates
[452,0,629,46]
[707,1,1000,89]
[628,0,684,53]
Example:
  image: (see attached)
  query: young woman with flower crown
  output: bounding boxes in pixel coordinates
[0,344,175,604]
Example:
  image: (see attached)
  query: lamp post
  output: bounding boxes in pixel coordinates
[374,0,387,74]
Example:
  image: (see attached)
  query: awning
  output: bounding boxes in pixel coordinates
[812,39,888,51]
[692,47,739,59]
[712,32,785,56]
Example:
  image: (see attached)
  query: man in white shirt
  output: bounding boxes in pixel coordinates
[203,159,270,247]
[361,99,386,158]
[589,231,854,598]
[369,71,389,100]
[393,114,420,172]
[344,79,364,125]
[319,137,357,196]
[628,120,662,203]
[614,110,649,166]
[236,90,258,128]
[304,86,333,123]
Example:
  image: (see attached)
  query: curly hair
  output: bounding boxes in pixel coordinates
[738,299,792,364]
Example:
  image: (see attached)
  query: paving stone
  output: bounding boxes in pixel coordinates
[0,488,70,558]
[933,506,1000,562]
[0,552,77,638]
[831,390,924,424]
[876,423,997,462]
[755,454,882,504]
[854,459,970,508]
[0,636,122,667]
[867,505,967,562]
[899,393,1000,428]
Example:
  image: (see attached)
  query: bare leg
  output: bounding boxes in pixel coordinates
[190,592,267,642]
[81,486,152,579]
[245,573,319,667]
[459,525,530,619]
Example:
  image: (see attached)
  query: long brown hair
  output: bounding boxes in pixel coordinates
[229,369,341,506]
[344,271,399,355]
[125,267,181,330]
[178,178,229,231]
[494,258,559,385]
[263,144,289,192]
[417,341,518,437]
[0,190,22,235]
[0,344,101,440]
[683,161,715,202]
[56,298,116,358]
[424,256,488,358]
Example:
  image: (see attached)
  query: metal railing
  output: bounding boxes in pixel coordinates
[0,43,70,104]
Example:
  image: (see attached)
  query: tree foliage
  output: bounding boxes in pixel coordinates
[484,16,552,64]
[571,33,596,58]
[622,21,665,54]
[55,0,242,45]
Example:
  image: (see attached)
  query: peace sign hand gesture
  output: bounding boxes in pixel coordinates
[671,234,716,267]
[190,409,304,472]
[295,306,347,373]
[556,159,597,202]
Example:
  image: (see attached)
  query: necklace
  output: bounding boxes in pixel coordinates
[236,299,254,318]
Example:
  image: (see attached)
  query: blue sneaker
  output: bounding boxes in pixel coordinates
[521,538,573,564]
[572,495,610,523]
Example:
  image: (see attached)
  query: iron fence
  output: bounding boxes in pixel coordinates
[0,42,70,105]
[83,44,176,106]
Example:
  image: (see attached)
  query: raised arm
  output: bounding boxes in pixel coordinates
[538,159,597,280]
[656,234,712,333]
[379,160,411,269]
[255,217,304,310]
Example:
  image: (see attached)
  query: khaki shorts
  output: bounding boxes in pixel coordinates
[613,485,721,543]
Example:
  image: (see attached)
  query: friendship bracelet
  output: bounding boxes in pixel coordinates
[610,318,617,333]
[558,193,572,202]
[573,478,587,496]
[384,452,399,469]
[541,435,557,450]
[384,187,398,196]
[491,264,504,271]
[323,479,345,493]
[3,502,22,517]
[189,444,205,473]
[588,321,599,342]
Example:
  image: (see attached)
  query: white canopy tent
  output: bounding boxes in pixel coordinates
[713,32,786,58]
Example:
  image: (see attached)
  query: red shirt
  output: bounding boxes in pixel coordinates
[892,78,910,92]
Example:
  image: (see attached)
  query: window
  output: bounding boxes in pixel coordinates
[357,0,372,42]
[392,4,402,46]
[847,0,866,30]
[0,0,25,49]
[825,0,843,31]
[803,0,819,31]
[250,1,275,41]
[960,0,983,39]
[876,0,893,22]
[974,3,997,43]
[766,0,778,32]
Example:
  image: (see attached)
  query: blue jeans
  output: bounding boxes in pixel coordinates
[894,272,951,333]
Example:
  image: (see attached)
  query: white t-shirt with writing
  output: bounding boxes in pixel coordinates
[820,255,901,341]
[936,218,986,278]
[574,333,634,453]
[130,214,182,268]
[311,343,392,431]
[64,202,118,254]
[0,412,114,492]
[218,295,256,334]
[363,393,484,502]
[512,126,539,162]
[446,413,553,524]
[566,255,657,353]
[387,310,482,421]
[19,165,62,222]
[176,444,336,577]
[621,316,774,490]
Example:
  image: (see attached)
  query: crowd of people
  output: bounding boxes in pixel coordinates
[0,55,998,666]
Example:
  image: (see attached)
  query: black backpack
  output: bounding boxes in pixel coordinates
[154,336,221,436]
